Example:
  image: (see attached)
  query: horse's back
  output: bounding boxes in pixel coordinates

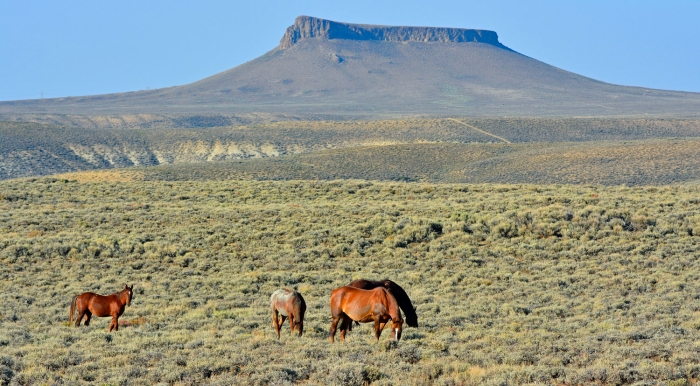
[270,288,286,302]
[271,288,305,313]
[80,291,117,300]
[271,288,297,303]
[75,292,98,306]
[331,285,365,302]
[347,279,373,289]
[349,279,402,294]
[77,291,97,299]
[332,286,389,308]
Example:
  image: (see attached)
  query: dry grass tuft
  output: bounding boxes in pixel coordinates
[53,169,144,182]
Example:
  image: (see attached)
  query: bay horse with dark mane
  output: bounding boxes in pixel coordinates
[348,279,418,328]
[270,288,306,338]
[329,286,403,343]
[69,285,134,332]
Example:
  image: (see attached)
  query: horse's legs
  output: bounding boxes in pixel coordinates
[289,314,295,335]
[76,307,90,328]
[110,315,119,332]
[84,311,92,326]
[279,315,287,331]
[272,309,281,338]
[74,311,84,327]
[339,315,351,341]
[330,315,342,343]
[373,318,383,341]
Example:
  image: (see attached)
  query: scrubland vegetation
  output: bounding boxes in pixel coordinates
[3,117,700,181]
[142,139,700,186]
[2,178,700,385]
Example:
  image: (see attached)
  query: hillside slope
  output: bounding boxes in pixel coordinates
[4,118,700,181]
[115,139,700,186]
[2,16,700,119]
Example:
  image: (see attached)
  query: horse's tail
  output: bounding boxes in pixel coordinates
[69,295,77,324]
[386,281,418,327]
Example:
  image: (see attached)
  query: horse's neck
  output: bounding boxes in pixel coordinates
[390,301,402,319]
[117,291,128,306]
[383,293,401,319]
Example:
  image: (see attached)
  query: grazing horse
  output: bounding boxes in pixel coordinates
[270,288,306,338]
[348,279,418,328]
[329,286,404,343]
[70,285,134,332]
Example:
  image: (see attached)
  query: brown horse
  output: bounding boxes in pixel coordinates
[70,285,134,332]
[348,279,418,328]
[270,288,306,338]
[329,286,403,343]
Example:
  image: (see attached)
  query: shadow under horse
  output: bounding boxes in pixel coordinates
[330,286,404,343]
[348,279,418,328]
[270,288,306,338]
[70,284,134,332]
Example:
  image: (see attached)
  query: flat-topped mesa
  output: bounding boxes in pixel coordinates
[279,16,510,50]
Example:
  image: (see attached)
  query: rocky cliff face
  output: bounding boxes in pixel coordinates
[279,15,509,50]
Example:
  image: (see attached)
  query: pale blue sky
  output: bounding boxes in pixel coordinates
[2,1,699,101]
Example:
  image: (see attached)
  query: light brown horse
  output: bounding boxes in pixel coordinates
[270,288,306,338]
[70,285,134,332]
[348,279,418,328]
[329,286,404,343]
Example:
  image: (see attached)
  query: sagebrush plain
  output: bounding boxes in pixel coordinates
[2,178,700,385]
[3,117,700,183]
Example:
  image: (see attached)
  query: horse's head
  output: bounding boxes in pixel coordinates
[392,317,404,341]
[123,284,134,306]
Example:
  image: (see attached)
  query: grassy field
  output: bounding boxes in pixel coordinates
[2,178,700,385]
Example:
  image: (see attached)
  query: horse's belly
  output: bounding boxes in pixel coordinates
[345,307,373,323]
[277,308,288,316]
[89,303,110,317]
[352,314,374,323]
